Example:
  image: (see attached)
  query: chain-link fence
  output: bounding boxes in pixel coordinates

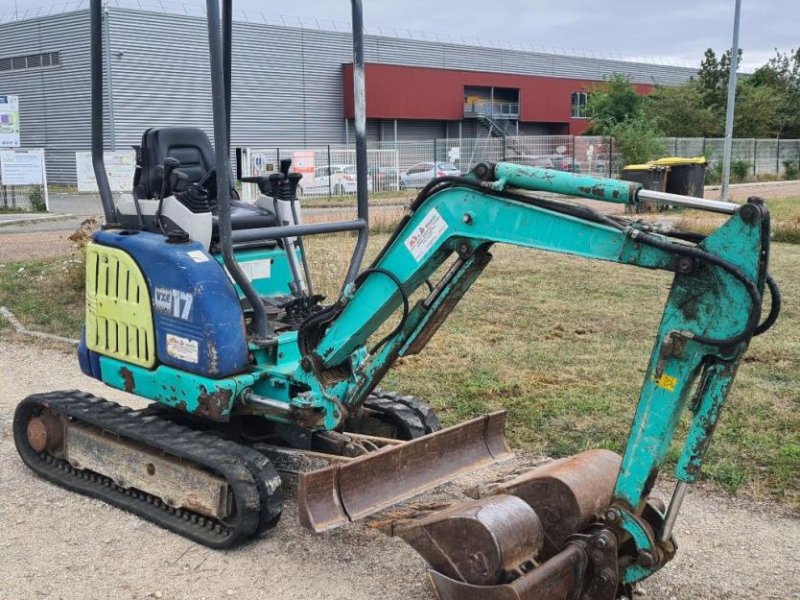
[240,135,800,199]
[0,148,49,211]
[3,137,798,207]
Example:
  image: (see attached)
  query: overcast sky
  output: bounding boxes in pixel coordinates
[1,0,795,72]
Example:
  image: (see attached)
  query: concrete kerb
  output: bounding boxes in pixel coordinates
[0,213,76,228]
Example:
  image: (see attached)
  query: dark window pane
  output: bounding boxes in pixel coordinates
[0,58,11,71]
[27,54,41,68]
[50,52,60,65]
[40,53,51,66]
[11,56,26,69]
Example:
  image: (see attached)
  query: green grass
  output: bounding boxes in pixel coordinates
[677,196,800,244]
[300,190,411,208]
[1,219,798,508]
[0,256,85,338]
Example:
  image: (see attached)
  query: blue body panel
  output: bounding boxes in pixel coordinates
[77,326,103,379]
[92,229,249,378]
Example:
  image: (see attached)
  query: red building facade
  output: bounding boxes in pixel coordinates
[343,63,653,137]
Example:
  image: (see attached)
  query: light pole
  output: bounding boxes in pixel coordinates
[720,0,742,201]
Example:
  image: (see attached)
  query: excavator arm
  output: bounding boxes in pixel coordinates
[296,163,774,594]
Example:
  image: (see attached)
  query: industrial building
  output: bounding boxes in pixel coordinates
[0,2,696,182]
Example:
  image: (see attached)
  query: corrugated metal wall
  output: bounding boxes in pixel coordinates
[0,6,696,183]
[0,11,104,182]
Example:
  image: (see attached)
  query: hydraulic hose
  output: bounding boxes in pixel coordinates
[405,175,777,349]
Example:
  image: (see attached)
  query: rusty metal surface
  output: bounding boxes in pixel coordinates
[426,543,588,600]
[473,450,621,556]
[65,422,233,519]
[395,495,544,586]
[298,411,512,532]
[26,410,64,453]
[196,386,232,421]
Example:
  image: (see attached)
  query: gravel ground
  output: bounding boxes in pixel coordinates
[0,339,798,600]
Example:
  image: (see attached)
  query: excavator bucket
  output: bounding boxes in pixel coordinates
[388,450,623,600]
[298,411,511,532]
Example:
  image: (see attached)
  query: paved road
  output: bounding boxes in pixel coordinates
[0,338,798,600]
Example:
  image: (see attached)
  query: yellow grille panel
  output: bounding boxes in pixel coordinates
[85,242,155,368]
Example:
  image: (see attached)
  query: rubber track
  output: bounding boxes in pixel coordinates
[361,390,442,439]
[13,390,283,549]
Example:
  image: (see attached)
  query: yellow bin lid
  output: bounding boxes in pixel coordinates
[648,156,707,166]
[622,163,669,171]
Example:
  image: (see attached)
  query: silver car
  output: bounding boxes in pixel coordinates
[399,162,461,189]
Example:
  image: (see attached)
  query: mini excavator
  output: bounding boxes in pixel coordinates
[13,1,781,598]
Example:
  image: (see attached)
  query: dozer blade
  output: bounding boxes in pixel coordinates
[298,411,511,532]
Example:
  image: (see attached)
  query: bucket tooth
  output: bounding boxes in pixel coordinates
[394,495,545,586]
[298,411,511,532]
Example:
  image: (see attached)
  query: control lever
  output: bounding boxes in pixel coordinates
[155,157,181,235]
[158,157,181,200]
[170,169,190,194]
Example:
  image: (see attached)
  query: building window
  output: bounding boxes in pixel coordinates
[571,91,588,119]
[0,51,61,73]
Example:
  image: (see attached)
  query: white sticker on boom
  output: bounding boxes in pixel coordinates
[404,208,448,262]
[187,250,209,263]
[166,334,199,364]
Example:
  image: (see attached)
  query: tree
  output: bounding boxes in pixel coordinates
[696,47,743,113]
[584,73,643,134]
[610,113,667,165]
[644,82,720,137]
[750,48,800,138]
[733,81,784,138]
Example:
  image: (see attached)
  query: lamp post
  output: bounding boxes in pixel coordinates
[720,0,742,201]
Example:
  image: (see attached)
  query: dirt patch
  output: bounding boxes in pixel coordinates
[0,231,73,262]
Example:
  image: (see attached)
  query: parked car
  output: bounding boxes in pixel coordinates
[368,165,400,192]
[298,164,372,196]
[399,162,461,189]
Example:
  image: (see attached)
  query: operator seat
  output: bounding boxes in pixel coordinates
[133,127,278,237]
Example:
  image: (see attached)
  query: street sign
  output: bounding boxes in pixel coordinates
[0,149,44,185]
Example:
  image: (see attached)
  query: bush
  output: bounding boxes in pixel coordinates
[784,160,800,180]
[705,161,722,185]
[610,114,667,166]
[730,160,751,183]
[28,186,46,212]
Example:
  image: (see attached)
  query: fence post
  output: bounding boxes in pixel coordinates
[41,149,49,211]
[608,137,613,177]
[753,139,757,176]
[571,136,576,172]
[327,144,332,198]
[776,136,780,174]
[433,138,438,166]
[673,137,678,155]
[702,137,706,158]
[276,147,281,166]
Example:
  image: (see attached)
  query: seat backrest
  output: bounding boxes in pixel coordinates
[135,127,216,199]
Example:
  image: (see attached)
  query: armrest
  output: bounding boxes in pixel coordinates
[240,176,271,195]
